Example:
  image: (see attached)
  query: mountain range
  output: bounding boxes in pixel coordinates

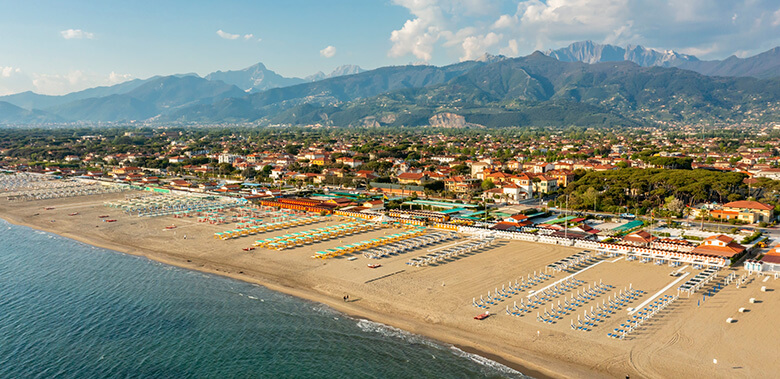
[221,52,779,128]
[546,41,780,79]
[0,42,778,126]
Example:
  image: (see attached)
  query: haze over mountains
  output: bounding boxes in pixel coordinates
[205,63,365,93]
[0,42,778,126]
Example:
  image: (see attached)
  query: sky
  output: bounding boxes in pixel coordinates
[1,0,780,96]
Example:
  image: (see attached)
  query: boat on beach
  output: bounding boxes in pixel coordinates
[367,264,381,269]
[474,311,490,320]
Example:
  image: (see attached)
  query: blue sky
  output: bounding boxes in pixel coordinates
[1,0,780,95]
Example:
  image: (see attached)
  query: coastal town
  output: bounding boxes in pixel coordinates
[5,1,780,378]
[2,124,780,377]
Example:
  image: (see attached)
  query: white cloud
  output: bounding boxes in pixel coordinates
[217,30,258,42]
[460,32,501,61]
[0,67,32,96]
[389,18,441,61]
[216,29,241,40]
[492,14,517,29]
[389,0,780,62]
[108,71,134,84]
[1,66,21,78]
[677,43,720,57]
[499,39,520,56]
[320,45,337,58]
[60,29,95,40]
[1,65,136,96]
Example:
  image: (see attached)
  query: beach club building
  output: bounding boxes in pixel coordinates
[622,230,656,247]
[691,235,746,259]
[745,245,780,273]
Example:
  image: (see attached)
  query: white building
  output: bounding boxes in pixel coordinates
[218,154,242,164]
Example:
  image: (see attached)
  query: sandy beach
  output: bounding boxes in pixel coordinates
[2,191,779,378]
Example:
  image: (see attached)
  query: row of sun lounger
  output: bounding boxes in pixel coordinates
[215,216,321,240]
[312,227,427,259]
[608,294,677,339]
[106,193,244,217]
[473,272,555,309]
[546,250,594,272]
[503,280,605,318]
[361,232,458,259]
[407,237,495,267]
[569,302,616,330]
[532,282,612,323]
[256,221,379,250]
[6,182,126,201]
[679,267,719,293]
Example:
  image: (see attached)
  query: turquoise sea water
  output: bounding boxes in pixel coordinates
[0,219,527,378]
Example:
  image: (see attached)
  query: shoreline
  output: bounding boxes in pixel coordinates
[7,192,774,378]
[0,212,558,379]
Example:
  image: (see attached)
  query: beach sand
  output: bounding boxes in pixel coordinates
[2,192,779,378]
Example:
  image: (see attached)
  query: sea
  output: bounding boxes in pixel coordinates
[0,219,528,379]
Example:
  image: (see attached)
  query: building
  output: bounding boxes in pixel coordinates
[500,183,529,202]
[363,200,385,210]
[745,245,780,273]
[444,176,480,193]
[712,201,774,224]
[622,230,656,246]
[546,169,575,188]
[470,161,490,176]
[532,175,558,194]
[691,235,746,258]
[369,182,425,196]
[336,157,364,168]
[218,154,242,164]
[397,172,429,185]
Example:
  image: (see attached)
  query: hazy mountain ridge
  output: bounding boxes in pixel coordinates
[205,63,366,93]
[43,76,246,122]
[0,78,152,110]
[0,101,62,124]
[546,41,780,79]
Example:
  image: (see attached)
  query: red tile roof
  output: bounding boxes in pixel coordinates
[761,253,780,264]
[723,200,773,211]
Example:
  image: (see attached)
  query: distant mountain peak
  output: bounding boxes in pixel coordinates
[305,65,365,82]
[474,53,508,63]
[205,62,305,93]
[545,41,698,67]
